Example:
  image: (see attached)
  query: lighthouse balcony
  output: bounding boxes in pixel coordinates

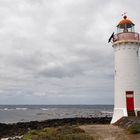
[113,32,139,42]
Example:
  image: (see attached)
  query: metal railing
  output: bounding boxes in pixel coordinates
[113,32,139,42]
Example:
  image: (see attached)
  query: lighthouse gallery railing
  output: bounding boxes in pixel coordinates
[113,32,139,42]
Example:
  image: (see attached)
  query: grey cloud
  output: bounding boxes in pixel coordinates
[0,0,138,104]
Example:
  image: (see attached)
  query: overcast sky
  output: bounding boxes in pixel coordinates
[0,0,139,104]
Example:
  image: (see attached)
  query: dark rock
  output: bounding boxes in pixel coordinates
[114,116,140,128]
[0,117,111,138]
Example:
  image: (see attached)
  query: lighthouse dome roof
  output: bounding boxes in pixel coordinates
[117,16,134,28]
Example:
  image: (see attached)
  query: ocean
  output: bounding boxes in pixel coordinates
[0,105,113,123]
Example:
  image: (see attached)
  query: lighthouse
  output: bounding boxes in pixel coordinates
[111,16,140,124]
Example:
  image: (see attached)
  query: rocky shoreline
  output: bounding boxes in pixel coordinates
[0,117,111,138]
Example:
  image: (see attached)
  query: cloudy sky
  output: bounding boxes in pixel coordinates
[0,0,139,104]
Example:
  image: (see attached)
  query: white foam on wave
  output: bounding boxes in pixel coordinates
[41,108,49,111]
[1,136,23,140]
[2,108,15,111]
[16,108,27,110]
[1,138,9,140]
[101,111,113,114]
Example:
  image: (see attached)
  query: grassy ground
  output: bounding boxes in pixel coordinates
[127,124,140,134]
[22,125,94,140]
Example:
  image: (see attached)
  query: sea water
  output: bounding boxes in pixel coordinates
[0,105,113,123]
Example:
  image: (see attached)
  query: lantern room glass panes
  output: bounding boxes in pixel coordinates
[117,24,135,33]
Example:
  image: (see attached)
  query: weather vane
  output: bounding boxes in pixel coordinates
[121,12,127,17]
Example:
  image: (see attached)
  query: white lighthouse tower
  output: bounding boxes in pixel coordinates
[111,16,140,124]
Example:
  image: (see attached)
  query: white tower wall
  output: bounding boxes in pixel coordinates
[111,41,140,123]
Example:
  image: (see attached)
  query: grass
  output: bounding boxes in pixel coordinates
[22,125,94,140]
[127,124,140,134]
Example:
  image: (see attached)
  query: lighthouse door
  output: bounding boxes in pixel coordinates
[126,91,135,116]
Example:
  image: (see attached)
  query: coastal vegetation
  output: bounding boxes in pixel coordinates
[22,126,94,140]
[128,124,140,134]
[0,117,111,138]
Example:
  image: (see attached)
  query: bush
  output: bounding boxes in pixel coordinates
[22,126,94,140]
[128,124,140,134]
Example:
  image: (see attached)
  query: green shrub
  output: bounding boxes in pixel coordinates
[128,124,140,134]
[22,126,94,140]
[22,130,38,140]
[62,133,93,140]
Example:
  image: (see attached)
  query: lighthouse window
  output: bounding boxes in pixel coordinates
[136,50,139,57]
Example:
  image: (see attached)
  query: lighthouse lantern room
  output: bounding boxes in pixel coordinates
[111,16,140,124]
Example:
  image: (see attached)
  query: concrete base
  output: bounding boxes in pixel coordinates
[111,108,127,124]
